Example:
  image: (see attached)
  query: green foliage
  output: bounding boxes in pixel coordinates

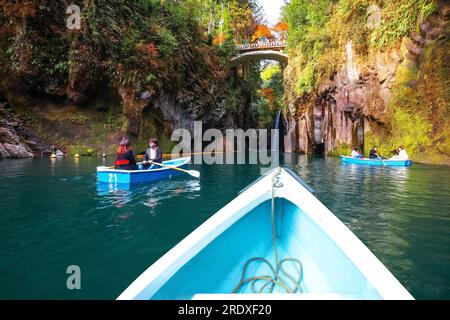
[261,64,281,82]
[295,61,315,96]
[328,143,351,157]
[120,29,141,62]
[284,0,339,96]
[364,109,432,159]
[283,0,447,163]
[155,28,178,57]
[363,34,448,161]
[371,0,438,47]
[261,62,286,111]
[284,0,332,49]
[283,0,439,96]
[392,109,432,158]
[0,0,259,96]
[212,35,238,66]
[249,98,276,129]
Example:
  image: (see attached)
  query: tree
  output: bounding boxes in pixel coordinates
[251,24,273,42]
[227,1,258,43]
[0,0,36,34]
[273,21,288,40]
[213,32,229,46]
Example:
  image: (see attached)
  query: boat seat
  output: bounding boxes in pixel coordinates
[192,293,343,300]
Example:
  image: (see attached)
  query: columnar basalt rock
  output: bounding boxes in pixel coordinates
[284,3,449,163]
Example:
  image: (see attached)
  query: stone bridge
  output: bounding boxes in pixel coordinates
[230,41,288,66]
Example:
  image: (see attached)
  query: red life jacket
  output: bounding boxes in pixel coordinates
[114,159,130,166]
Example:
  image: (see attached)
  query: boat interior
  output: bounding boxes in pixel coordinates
[150,198,382,300]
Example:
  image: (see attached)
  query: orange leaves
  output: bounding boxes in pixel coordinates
[213,32,229,46]
[249,22,288,43]
[0,0,36,19]
[136,42,159,59]
[273,22,288,33]
[0,0,36,35]
[251,24,273,42]
[259,88,275,110]
[133,41,161,71]
[145,43,159,57]
[273,21,288,41]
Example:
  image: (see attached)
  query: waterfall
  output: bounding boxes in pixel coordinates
[274,109,282,131]
[346,41,359,82]
[271,110,282,151]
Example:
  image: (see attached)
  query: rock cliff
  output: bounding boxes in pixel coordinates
[0,101,49,158]
[283,1,449,164]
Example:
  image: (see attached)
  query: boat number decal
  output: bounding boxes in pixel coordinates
[109,173,118,183]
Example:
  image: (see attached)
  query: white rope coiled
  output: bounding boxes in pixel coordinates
[233,169,304,294]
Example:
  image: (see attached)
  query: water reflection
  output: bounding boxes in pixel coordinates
[0,156,448,299]
[0,158,33,178]
[292,156,419,284]
[143,180,201,214]
[96,179,201,214]
[96,183,133,209]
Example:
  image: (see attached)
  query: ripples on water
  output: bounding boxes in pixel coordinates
[0,156,449,299]
[96,179,201,213]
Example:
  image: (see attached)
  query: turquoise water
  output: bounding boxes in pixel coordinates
[0,155,449,299]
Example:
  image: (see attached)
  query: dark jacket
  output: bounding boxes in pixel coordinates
[369,148,378,159]
[144,146,163,163]
[116,150,137,170]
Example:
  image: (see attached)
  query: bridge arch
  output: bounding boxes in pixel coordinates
[230,50,288,67]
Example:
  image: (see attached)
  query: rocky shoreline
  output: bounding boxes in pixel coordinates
[0,101,50,159]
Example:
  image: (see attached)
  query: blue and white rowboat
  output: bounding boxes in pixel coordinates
[118,167,413,300]
[340,155,413,167]
[97,157,190,184]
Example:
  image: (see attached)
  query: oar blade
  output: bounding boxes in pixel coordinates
[188,170,200,179]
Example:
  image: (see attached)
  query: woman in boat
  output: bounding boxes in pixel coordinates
[142,138,163,170]
[390,146,409,160]
[350,148,363,158]
[114,137,137,170]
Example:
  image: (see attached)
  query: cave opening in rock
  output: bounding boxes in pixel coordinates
[312,143,325,155]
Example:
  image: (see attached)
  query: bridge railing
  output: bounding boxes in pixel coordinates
[237,41,287,51]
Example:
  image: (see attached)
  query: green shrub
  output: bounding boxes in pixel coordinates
[371,0,438,47]
[156,28,179,57]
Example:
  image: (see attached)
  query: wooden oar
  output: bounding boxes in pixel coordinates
[150,161,200,179]
[377,154,387,166]
[103,161,200,179]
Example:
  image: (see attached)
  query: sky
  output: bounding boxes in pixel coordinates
[259,0,285,26]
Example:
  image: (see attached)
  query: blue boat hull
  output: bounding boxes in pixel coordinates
[340,156,412,167]
[96,158,190,184]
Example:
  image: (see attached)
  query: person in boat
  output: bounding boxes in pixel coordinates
[142,138,163,170]
[114,137,137,170]
[390,145,409,160]
[350,148,363,158]
[369,146,387,159]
